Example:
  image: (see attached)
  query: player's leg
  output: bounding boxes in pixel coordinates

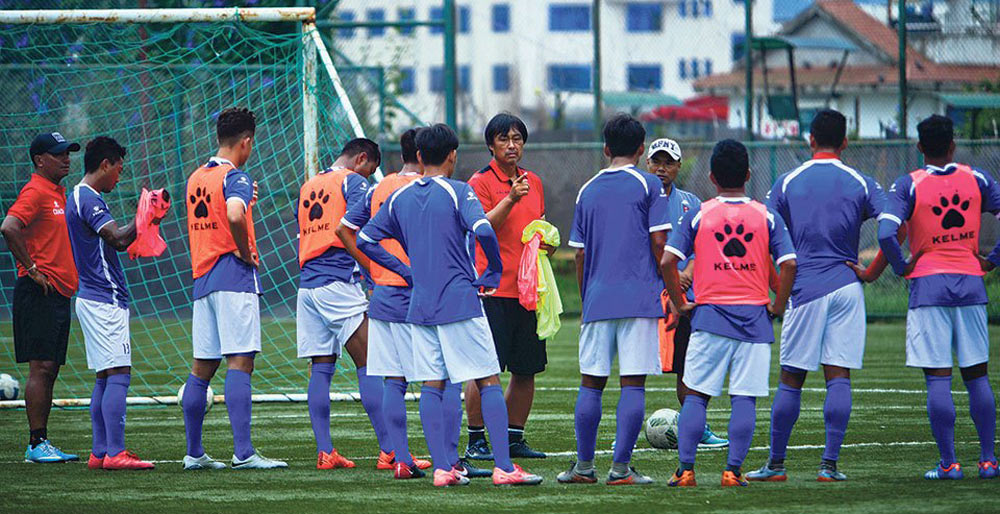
[722,341,771,487]
[669,330,733,487]
[89,371,107,468]
[504,298,547,458]
[907,306,962,479]
[410,324,463,486]
[219,291,284,469]
[462,381,489,459]
[368,318,417,473]
[345,316,392,458]
[558,320,615,483]
[673,316,727,449]
[606,318,659,485]
[954,304,995,478]
[182,293,224,469]
[442,379,463,467]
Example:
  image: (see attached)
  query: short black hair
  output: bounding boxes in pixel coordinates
[603,114,646,158]
[415,123,459,166]
[339,138,382,168]
[484,113,528,153]
[400,129,419,164]
[84,136,126,174]
[217,107,256,147]
[710,139,749,188]
[917,115,954,159]
[810,109,847,148]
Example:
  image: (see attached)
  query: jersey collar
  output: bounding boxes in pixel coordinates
[925,163,959,174]
[488,159,522,183]
[716,195,751,203]
[812,152,840,160]
[208,156,235,168]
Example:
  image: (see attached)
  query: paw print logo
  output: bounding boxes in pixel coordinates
[931,194,969,230]
[714,223,754,257]
[189,187,210,219]
[302,189,330,221]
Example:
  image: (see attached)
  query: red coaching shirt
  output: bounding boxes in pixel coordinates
[468,159,545,299]
[6,173,78,297]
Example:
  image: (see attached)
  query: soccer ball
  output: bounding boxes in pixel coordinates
[645,408,680,449]
[177,382,214,413]
[0,373,19,401]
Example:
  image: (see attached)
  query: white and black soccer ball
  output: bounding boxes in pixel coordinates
[177,383,214,413]
[0,373,20,401]
[645,408,680,450]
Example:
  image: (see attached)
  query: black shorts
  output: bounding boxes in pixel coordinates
[482,297,547,375]
[13,276,71,364]
[665,315,691,375]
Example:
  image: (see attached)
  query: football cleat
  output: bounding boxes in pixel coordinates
[464,438,494,460]
[556,461,598,484]
[607,467,654,485]
[232,450,288,470]
[699,424,729,448]
[24,440,78,463]
[455,458,493,478]
[183,453,227,470]
[924,462,964,480]
[721,470,749,487]
[979,460,999,479]
[817,462,847,482]
[87,453,105,470]
[376,450,432,470]
[102,450,155,470]
[317,449,355,469]
[492,464,543,486]
[433,468,469,487]
[667,469,697,487]
[746,461,788,482]
[393,461,426,479]
[509,439,546,459]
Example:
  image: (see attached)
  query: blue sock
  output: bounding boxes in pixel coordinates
[481,384,513,472]
[182,374,210,458]
[926,375,957,466]
[90,378,107,458]
[823,378,852,462]
[357,366,391,454]
[964,375,996,462]
[225,369,254,461]
[678,394,708,468]
[575,386,603,462]
[308,362,336,454]
[443,380,463,467]
[383,379,413,466]
[102,374,130,457]
[769,382,802,462]
[612,386,645,465]
[727,395,756,469]
[419,386,449,472]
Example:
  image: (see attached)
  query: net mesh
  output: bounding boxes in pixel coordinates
[0,19,362,399]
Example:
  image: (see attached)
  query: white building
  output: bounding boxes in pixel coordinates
[327,0,778,134]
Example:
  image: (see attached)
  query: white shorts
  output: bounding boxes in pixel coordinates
[780,282,866,371]
[683,331,771,397]
[906,305,989,369]
[578,317,662,377]
[297,281,368,359]
[368,319,414,379]
[410,317,501,383]
[76,297,131,372]
[192,291,261,360]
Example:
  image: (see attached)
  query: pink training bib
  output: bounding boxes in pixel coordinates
[692,198,771,305]
[906,164,983,279]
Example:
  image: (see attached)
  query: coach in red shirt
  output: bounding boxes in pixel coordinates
[464,113,551,461]
[1,132,80,462]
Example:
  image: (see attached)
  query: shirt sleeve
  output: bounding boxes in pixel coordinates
[357,203,411,284]
[536,174,546,216]
[878,174,913,226]
[468,173,495,213]
[343,173,370,213]
[341,187,374,230]
[765,176,786,216]
[6,185,40,226]
[665,208,698,261]
[223,169,254,210]
[457,182,491,234]
[80,192,115,234]
[974,167,1000,215]
[863,175,887,220]
[767,208,796,265]
[568,194,585,248]
[648,177,671,232]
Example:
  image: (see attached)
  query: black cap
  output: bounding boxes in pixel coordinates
[29,132,81,160]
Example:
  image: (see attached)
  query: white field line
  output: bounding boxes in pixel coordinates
[538,386,957,395]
